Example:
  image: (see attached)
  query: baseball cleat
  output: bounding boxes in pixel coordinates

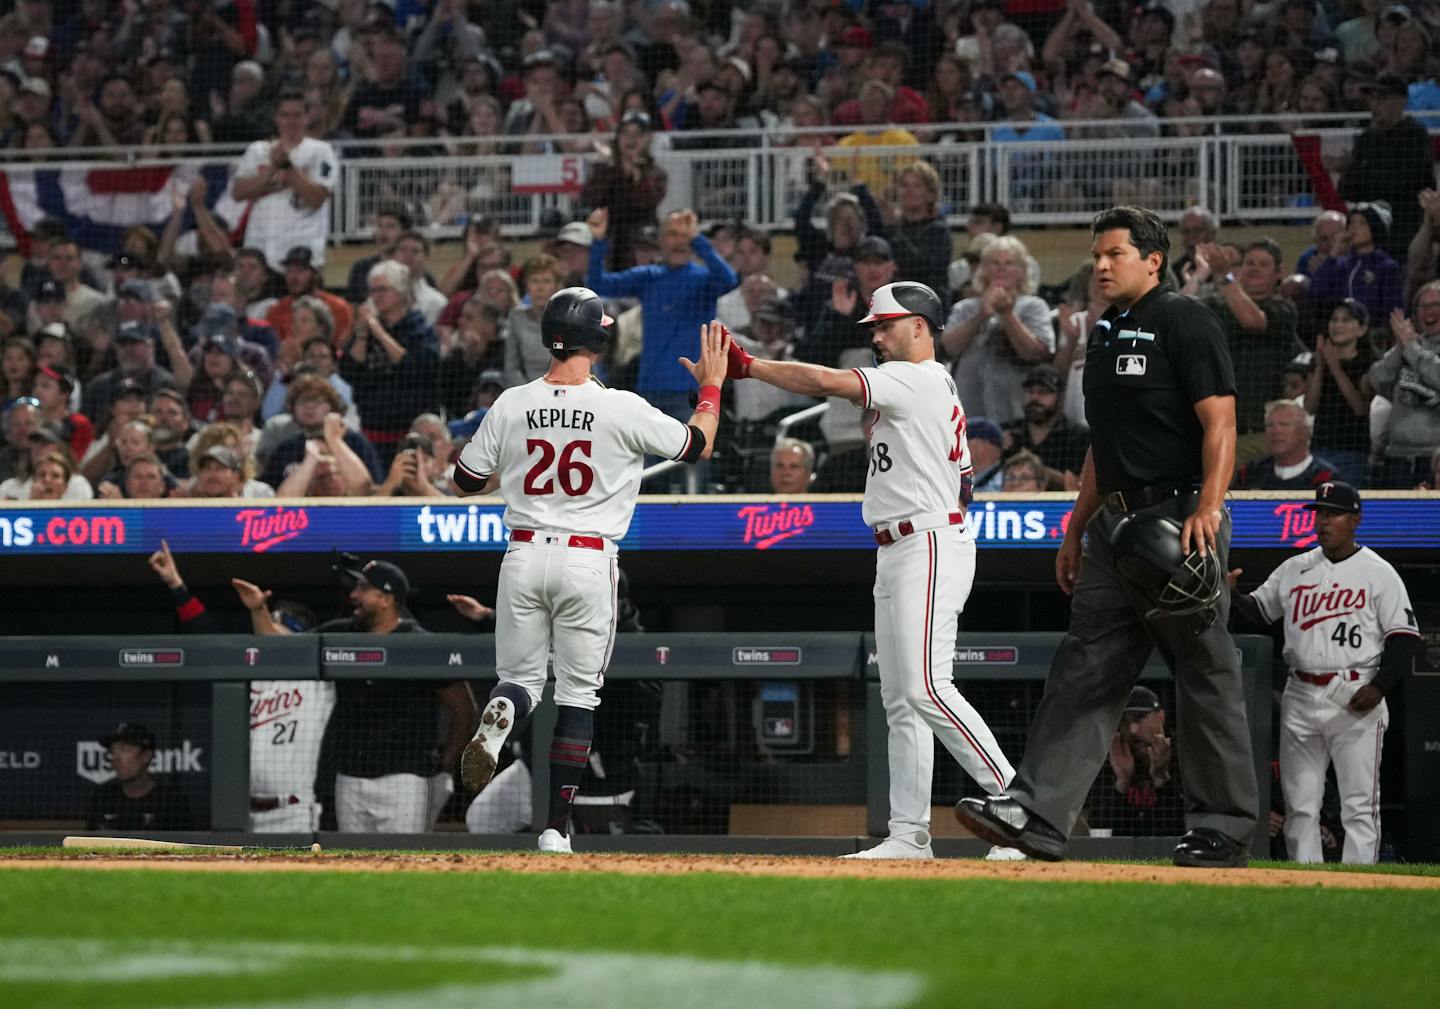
[954,796,1068,861]
[537,828,573,853]
[841,831,933,860]
[1172,827,1248,868]
[984,845,1028,862]
[460,697,514,791]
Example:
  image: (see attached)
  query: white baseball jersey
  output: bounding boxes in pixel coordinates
[235,136,339,271]
[855,358,1013,844]
[1251,546,1419,672]
[457,378,691,541]
[852,360,972,529]
[249,680,335,800]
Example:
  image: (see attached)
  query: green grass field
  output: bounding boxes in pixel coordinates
[3,859,1438,1008]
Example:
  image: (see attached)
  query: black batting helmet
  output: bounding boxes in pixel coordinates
[1109,513,1223,632]
[858,281,944,335]
[541,287,613,354]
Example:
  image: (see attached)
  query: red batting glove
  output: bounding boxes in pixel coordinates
[727,338,755,380]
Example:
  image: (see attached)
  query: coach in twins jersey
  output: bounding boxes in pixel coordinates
[730,281,1017,860]
[1232,481,1421,863]
[451,288,729,853]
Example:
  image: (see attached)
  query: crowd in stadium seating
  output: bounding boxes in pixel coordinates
[1,0,1439,501]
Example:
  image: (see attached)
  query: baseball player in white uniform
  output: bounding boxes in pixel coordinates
[451,287,729,853]
[249,678,336,831]
[1231,481,1421,863]
[728,281,1019,859]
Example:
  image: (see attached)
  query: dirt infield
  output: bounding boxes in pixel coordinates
[2,851,1436,890]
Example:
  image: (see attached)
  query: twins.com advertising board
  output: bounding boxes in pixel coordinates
[1,496,1432,557]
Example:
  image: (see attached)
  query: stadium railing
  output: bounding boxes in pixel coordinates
[1,113,1423,246]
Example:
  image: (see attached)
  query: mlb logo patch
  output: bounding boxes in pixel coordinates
[1116,355,1147,376]
[552,388,567,397]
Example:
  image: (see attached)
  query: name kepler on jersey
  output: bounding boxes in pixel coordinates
[526,408,595,432]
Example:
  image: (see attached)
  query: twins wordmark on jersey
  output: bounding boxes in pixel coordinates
[457,379,693,542]
[852,360,972,529]
[1251,547,1419,672]
[250,680,335,799]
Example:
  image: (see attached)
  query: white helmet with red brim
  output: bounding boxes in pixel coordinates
[857,281,944,333]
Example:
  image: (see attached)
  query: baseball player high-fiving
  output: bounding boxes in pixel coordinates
[731,281,1017,859]
[451,288,729,853]
[1231,481,1422,863]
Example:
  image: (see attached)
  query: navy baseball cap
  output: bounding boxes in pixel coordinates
[1304,481,1361,513]
[115,320,154,344]
[853,236,893,262]
[101,721,156,750]
[1125,685,1162,713]
[967,417,1004,448]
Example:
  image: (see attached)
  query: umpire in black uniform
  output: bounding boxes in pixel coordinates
[957,206,1258,867]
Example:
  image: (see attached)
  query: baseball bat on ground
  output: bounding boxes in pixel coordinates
[62,836,322,854]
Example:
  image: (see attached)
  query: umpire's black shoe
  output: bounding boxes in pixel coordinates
[1172,827,1249,868]
[954,796,1067,862]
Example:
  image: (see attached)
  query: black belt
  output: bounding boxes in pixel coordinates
[1103,483,1197,515]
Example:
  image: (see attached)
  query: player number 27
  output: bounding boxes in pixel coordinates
[1329,622,1363,649]
[524,439,595,496]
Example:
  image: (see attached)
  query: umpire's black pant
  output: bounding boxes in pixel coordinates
[1008,495,1259,844]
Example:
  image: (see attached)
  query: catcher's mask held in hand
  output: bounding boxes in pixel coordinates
[1109,512,1223,633]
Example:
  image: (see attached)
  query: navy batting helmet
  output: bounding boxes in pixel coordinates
[858,281,944,334]
[542,287,613,354]
[1109,513,1223,632]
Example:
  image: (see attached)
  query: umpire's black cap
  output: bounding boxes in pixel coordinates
[1304,481,1361,514]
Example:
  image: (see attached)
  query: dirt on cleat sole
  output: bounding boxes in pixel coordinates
[459,738,497,792]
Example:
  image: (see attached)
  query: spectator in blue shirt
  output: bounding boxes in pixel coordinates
[585,206,738,418]
[990,71,1065,209]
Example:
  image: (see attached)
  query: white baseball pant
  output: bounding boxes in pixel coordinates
[874,528,1014,838]
[465,759,533,834]
[1280,677,1388,864]
[495,536,619,711]
[250,799,320,833]
[334,773,430,833]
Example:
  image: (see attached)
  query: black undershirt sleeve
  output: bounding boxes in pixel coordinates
[680,425,706,465]
[1372,634,1423,695]
[453,467,489,494]
[1229,590,1270,632]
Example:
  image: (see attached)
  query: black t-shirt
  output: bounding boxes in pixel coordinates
[1082,286,1236,494]
[1310,344,1375,455]
[1203,292,1301,435]
[318,619,451,779]
[1086,759,1186,837]
[440,344,505,419]
[87,778,193,831]
[1002,416,1091,476]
